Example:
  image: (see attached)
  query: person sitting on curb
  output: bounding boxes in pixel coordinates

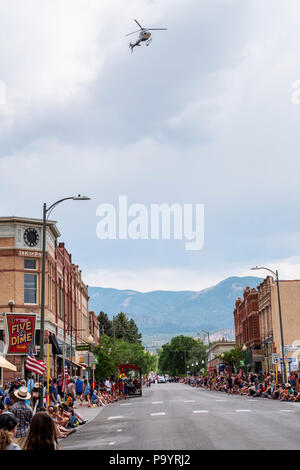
[101,389,114,403]
[293,389,300,402]
[91,390,101,407]
[61,402,87,425]
[240,382,250,396]
[52,405,70,428]
[281,383,295,401]
[272,384,282,399]
[262,384,273,398]
[47,406,76,438]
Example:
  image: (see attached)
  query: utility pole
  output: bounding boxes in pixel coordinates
[201,330,211,364]
[112,315,116,362]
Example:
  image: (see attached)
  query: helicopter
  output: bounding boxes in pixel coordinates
[126,19,167,52]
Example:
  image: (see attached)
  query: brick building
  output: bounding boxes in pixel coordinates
[257,276,300,373]
[89,311,100,345]
[0,217,98,385]
[233,286,263,372]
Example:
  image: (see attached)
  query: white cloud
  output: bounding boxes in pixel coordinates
[83,266,253,292]
[1,1,300,291]
[84,267,211,291]
[83,256,300,292]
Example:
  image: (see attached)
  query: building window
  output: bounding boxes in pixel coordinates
[65,294,69,324]
[72,303,75,330]
[24,259,37,270]
[58,278,63,319]
[24,274,37,304]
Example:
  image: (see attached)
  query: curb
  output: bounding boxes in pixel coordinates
[58,406,105,442]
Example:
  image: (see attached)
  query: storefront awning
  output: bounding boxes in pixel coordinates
[118,363,140,371]
[77,362,88,369]
[49,333,63,355]
[0,355,17,371]
[72,361,86,370]
[64,358,87,370]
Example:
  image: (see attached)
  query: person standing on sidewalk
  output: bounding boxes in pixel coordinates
[57,375,62,401]
[49,379,58,406]
[27,376,35,394]
[76,376,84,404]
[82,379,91,407]
[31,383,40,410]
[67,379,76,401]
[105,378,112,395]
[10,387,33,449]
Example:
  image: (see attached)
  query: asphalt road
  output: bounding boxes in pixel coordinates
[60,382,300,450]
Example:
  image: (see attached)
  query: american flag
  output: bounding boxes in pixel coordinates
[61,357,69,395]
[25,339,46,375]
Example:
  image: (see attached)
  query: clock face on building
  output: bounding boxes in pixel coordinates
[24,228,39,247]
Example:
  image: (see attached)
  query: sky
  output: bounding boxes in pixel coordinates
[1,0,300,291]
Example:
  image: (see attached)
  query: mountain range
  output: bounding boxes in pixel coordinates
[88,276,263,344]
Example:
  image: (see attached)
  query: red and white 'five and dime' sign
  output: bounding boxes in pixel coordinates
[5,313,37,355]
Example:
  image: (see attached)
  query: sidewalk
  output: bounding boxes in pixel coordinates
[58,401,104,443]
[73,401,104,424]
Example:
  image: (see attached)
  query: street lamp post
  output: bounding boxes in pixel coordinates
[86,334,94,382]
[38,195,90,407]
[251,266,287,383]
[242,344,247,378]
[220,353,225,374]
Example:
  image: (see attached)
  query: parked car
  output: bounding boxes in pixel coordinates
[157,376,166,383]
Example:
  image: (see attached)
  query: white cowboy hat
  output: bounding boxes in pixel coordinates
[14,386,31,401]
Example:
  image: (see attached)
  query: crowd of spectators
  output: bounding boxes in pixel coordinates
[0,373,141,450]
[184,371,300,402]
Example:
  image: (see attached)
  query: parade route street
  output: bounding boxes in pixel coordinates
[60,383,300,450]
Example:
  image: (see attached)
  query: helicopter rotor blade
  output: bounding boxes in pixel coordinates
[125,29,142,37]
[134,19,143,29]
[146,28,168,31]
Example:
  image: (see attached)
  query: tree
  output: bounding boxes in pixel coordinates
[93,334,116,380]
[112,339,156,374]
[112,313,142,344]
[94,348,118,380]
[158,335,207,376]
[93,333,157,379]
[97,311,113,338]
[216,347,245,371]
